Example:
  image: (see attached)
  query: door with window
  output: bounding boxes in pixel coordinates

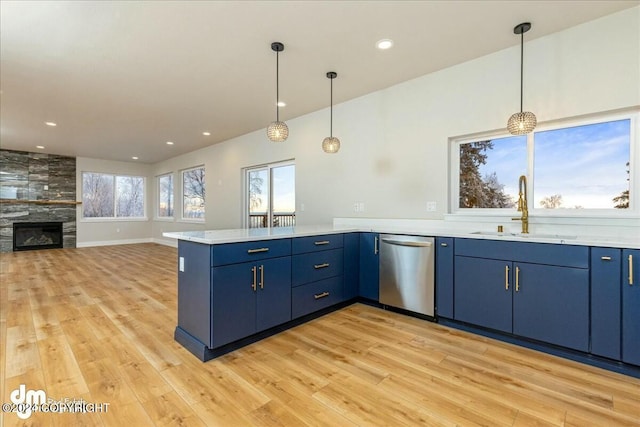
[245,161,295,228]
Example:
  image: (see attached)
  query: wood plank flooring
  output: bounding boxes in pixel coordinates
[1,243,639,426]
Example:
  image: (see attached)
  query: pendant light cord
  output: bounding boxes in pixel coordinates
[276,51,280,122]
[520,30,524,114]
[330,77,333,137]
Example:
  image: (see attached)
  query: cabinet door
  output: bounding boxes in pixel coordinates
[177,241,212,348]
[622,249,640,366]
[359,233,379,301]
[513,263,589,352]
[256,256,292,332]
[436,237,454,319]
[212,261,257,347]
[591,248,621,360]
[343,233,360,300]
[454,256,512,333]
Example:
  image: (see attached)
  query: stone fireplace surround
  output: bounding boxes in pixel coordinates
[0,149,76,253]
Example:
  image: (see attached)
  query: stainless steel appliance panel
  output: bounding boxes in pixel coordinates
[379,234,435,317]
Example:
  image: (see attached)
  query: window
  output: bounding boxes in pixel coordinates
[452,112,636,214]
[82,172,145,218]
[182,166,205,220]
[245,161,295,228]
[157,173,174,218]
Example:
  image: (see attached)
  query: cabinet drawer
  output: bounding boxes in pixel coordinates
[292,248,344,287]
[292,234,344,254]
[212,239,291,266]
[454,238,588,268]
[292,276,343,319]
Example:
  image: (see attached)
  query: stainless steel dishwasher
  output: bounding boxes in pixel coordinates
[379,234,435,317]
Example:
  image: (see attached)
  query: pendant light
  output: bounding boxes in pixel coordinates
[267,42,288,142]
[322,71,340,153]
[507,22,537,135]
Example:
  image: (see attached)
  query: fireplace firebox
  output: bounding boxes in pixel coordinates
[13,222,64,251]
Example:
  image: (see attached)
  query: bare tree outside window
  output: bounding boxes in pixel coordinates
[82,172,145,218]
[82,173,114,217]
[158,174,174,217]
[183,167,205,219]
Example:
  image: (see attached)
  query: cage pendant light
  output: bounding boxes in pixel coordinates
[507,22,537,135]
[322,71,340,153]
[267,42,288,142]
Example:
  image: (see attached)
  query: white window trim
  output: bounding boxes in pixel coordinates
[81,172,147,221]
[156,172,175,221]
[449,109,639,219]
[181,165,205,222]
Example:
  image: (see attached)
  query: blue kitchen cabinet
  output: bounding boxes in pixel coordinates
[435,237,454,319]
[622,249,640,366]
[212,256,291,347]
[177,241,213,347]
[454,256,512,333]
[591,248,622,360]
[343,233,360,300]
[359,232,379,301]
[454,238,589,352]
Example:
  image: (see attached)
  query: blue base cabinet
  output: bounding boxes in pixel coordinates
[454,238,589,352]
[359,233,379,301]
[622,249,640,366]
[343,233,360,300]
[435,237,454,319]
[591,248,622,360]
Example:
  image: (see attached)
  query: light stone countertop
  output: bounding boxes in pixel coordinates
[162,223,639,249]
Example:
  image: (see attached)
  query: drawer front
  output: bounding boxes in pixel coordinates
[454,238,588,268]
[292,248,344,287]
[292,234,344,254]
[212,239,291,266]
[292,276,343,319]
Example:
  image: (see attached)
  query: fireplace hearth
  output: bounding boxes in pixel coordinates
[13,222,64,251]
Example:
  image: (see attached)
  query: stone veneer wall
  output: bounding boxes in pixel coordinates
[0,149,77,252]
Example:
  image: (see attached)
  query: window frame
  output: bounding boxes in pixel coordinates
[180,165,206,222]
[81,172,147,221]
[156,172,174,221]
[242,159,295,228]
[450,110,639,218]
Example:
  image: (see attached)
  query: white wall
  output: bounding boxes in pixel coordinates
[77,7,640,244]
[76,157,153,246]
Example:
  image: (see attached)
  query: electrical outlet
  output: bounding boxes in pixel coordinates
[426,201,437,212]
[179,257,185,272]
[300,203,305,212]
[358,202,365,212]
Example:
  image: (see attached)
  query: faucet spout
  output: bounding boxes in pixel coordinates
[513,175,529,234]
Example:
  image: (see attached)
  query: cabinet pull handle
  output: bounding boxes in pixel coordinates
[630,254,634,285]
[314,240,330,246]
[601,256,612,261]
[505,265,510,290]
[314,291,330,300]
[251,266,257,291]
[440,243,448,247]
[259,265,264,289]
[247,248,269,254]
[374,236,379,255]
[314,263,330,269]
[515,266,520,292]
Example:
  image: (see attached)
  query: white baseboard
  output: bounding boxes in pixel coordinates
[76,238,153,248]
[152,238,178,248]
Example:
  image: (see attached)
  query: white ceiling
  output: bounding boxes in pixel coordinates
[1,0,638,164]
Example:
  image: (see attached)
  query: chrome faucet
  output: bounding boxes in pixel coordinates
[512,175,529,234]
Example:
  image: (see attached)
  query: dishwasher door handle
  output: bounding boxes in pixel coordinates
[381,238,432,248]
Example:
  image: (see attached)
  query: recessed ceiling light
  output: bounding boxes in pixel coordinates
[36,145,45,149]
[376,39,394,50]
[166,141,174,145]
[45,122,57,127]
[277,101,286,107]
[202,132,211,136]
[131,156,139,160]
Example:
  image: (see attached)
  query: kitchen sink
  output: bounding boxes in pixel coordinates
[470,231,577,240]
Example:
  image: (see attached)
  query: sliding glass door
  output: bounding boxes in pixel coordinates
[245,161,295,228]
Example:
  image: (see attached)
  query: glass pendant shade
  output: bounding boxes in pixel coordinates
[322,136,340,153]
[507,111,537,135]
[267,120,289,142]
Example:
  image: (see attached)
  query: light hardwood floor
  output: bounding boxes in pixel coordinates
[1,243,639,426]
